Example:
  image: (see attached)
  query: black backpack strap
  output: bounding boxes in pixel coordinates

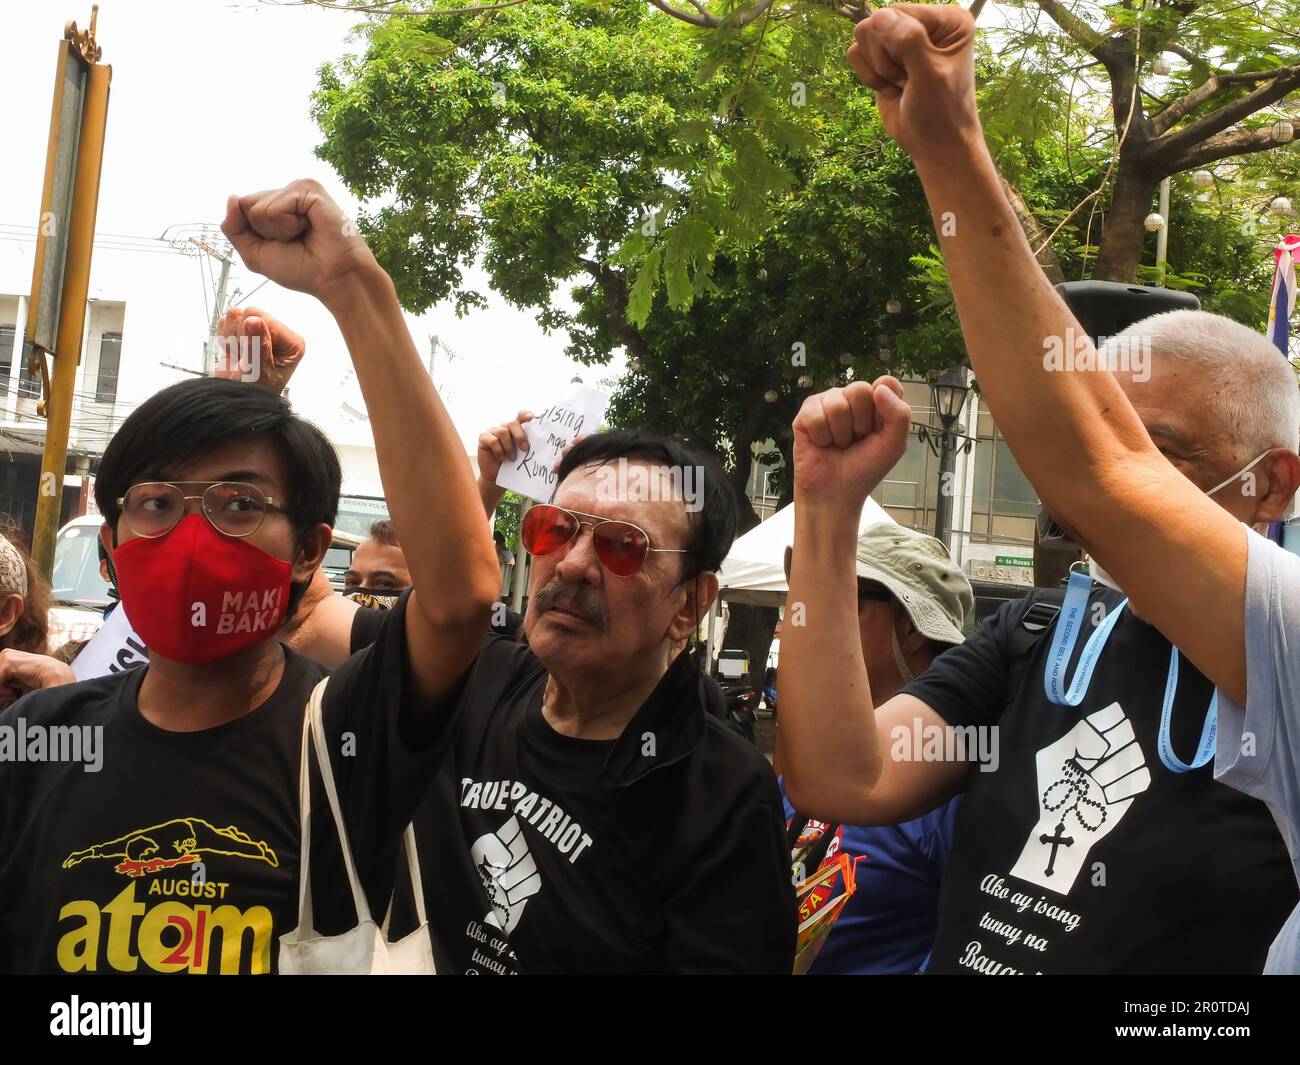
[1005,587,1067,701]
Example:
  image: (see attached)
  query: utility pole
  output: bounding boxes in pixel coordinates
[194,237,233,372]
[28,8,110,579]
[1155,177,1172,286]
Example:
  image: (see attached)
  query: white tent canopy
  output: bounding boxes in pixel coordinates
[716,497,894,607]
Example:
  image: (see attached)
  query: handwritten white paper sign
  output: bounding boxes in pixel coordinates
[72,604,148,681]
[495,386,610,503]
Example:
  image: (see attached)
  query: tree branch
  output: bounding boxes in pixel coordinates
[1150,74,1226,136]
[1154,66,1300,164]
[578,257,654,367]
[1033,0,1121,69]
[1169,124,1294,172]
[646,0,775,30]
[1153,64,1300,137]
[726,0,776,30]
[1003,177,1067,284]
[646,0,717,28]
[1165,41,1214,80]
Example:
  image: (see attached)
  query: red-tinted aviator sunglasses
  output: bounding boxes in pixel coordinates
[521,504,689,577]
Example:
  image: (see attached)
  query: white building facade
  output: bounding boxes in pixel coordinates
[0,223,387,539]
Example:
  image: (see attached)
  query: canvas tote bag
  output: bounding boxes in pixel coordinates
[279,678,436,974]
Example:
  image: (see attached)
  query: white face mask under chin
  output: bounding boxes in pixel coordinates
[1087,557,1124,595]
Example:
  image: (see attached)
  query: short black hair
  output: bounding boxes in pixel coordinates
[554,430,738,578]
[95,377,341,542]
[368,518,399,546]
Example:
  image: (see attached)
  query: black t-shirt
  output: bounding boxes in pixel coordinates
[0,590,451,974]
[902,588,1297,974]
[387,635,795,974]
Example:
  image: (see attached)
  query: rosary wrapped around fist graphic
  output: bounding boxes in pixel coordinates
[470,816,543,935]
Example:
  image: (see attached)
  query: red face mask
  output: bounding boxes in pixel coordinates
[113,514,294,665]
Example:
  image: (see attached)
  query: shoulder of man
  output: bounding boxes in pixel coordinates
[452,631,545,719]
[666,666,780,800]
[0,671,132,727]
[699,712,781,794]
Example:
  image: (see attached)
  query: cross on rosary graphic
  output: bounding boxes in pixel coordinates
[1039,821,1073,877]
[1038,753,1107,876]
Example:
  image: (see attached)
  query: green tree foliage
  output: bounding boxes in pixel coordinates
[310,0,1295,686]
[315,2,1283,495]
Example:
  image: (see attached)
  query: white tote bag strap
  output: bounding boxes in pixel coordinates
[297,677,375,934]
[293,683,317,933]
[382,824,429,935]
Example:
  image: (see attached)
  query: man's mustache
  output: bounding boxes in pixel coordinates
[532,580,608,631]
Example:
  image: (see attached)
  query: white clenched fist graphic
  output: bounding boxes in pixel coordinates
[470,816,543,935]
[1010,702,1151,894]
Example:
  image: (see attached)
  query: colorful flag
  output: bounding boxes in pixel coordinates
[1267,234,1300,357]
[1268,235,1300,549]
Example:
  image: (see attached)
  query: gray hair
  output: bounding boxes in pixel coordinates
[1101,309,1300,454]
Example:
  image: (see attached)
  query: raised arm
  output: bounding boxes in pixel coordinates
[848,5,1293,703]
[222,181,499,706]
[780,380,971,826]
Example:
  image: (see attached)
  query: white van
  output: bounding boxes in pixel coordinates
[49,515,112,650]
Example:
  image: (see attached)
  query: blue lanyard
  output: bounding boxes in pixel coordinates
[1042,569,1216,773]
[1043,570,1127,706]
[1158,648,1218,773]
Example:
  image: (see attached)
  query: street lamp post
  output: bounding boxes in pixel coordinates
[916,366,974,547]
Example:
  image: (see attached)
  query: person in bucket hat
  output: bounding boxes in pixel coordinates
[778,522,973,974]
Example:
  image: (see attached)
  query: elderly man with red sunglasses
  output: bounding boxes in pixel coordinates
[374,415,793,974]
[279,376,794,972]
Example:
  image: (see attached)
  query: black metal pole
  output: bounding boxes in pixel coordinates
[934,423,956,544]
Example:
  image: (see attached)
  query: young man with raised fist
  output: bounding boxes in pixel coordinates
[0,180,501,974]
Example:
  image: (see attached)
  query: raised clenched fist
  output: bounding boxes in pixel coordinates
[213,306,306,395]
[846,5,980,162]
[221,179,379,306]
[792,378,912,510]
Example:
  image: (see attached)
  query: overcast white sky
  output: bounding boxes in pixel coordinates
[0,0,618,450]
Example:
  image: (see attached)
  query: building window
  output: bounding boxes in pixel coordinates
[969,416,1037,545]
[861,379,1040,548]
[0,325,13,385]
[96,332,122,404]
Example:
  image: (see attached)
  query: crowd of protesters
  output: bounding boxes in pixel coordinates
[0,4,1297,975]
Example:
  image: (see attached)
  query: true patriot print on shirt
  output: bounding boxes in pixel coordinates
[458,777,596,974]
